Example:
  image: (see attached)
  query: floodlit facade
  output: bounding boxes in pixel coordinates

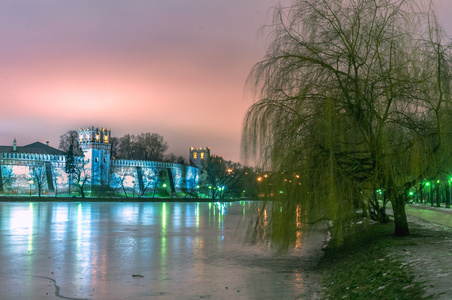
[0,127,200,196]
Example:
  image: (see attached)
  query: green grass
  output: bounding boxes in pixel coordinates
[319,222,433,300]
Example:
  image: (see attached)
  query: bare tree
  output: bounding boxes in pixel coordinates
[73,156,90,198]
[30,164,46,197]
[110,136,120,159]
[205,158,244,200]
[114,170,134,198]
[117,134,134,159]
[117,133,168,161]
[164,153,178,163]
[134,133,168,161]
[1,167,16,194]
[138,171,157,198]
[243,0,452,249]
[59,130,79,154]
[64,145,76,196]
[177,156,186,165]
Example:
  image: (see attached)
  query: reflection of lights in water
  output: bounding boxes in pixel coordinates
[77,203,82,248]
[160,235,167,281]
[293,271,305,294]
[120,205,138,223]
[162,203,166,232]
[208,203,212,226]
[196,203,199,228]
[28,203,33,252]
[215,203,225,229]
[10,203,35,250]
[161,203,167,280]
[173,204,181,228]
[295,204,303,249]
[53,205,68,223]
[215,202,226,215]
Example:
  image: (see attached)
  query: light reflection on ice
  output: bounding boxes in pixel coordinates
[0,201,322,300]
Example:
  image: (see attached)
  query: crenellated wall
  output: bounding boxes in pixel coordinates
[0,153,200,197]
[1,152,66,162]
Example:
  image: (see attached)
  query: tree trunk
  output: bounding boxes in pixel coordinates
[419,185,424,204]
[430,184,434,206]
[446,183,451,208]
[391,195,410,236]
[68,175,71,196]
[436,183,441,207]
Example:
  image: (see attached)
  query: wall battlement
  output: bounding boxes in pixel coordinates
[111,159,174,168]
[0,152,66,162]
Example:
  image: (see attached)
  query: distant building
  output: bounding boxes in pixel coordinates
[0,139,65,156]
[0,127,200,196]
[189,147,210,168]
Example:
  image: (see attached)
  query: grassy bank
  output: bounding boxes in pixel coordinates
[319,221,434,300]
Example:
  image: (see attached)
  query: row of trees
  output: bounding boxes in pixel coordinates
[59,130,185,164]
[199,157,258,200]
[243,0,452,249]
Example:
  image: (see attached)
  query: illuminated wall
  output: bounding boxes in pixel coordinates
[0,127,200,196]
[0,152,199,196]
[110,160,199,195]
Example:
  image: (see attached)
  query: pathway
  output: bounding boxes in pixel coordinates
[396,204,452,299]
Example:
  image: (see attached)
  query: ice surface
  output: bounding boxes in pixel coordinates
[0,201,322,299]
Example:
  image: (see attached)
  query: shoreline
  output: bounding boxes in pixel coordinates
[0,196,250,203]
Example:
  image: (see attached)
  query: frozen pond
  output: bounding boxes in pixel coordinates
[0,201,323,299]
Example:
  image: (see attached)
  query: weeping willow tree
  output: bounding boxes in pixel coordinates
[243,0,452,250]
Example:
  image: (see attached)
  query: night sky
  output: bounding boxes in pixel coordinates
[1,0,451,163]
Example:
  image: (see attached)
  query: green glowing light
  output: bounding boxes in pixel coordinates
[162,203,166,231]
[426,182,430,186]
[162,183,167,188]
